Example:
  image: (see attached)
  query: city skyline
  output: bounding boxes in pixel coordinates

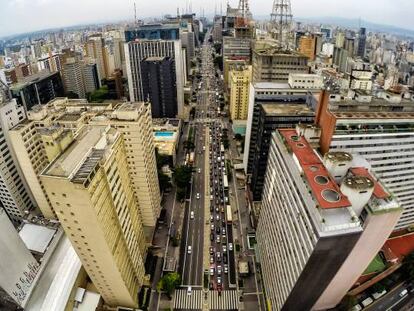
[1,0,414,38]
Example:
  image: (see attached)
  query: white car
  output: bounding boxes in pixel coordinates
[228,243,233,251]
[187,246,192,254]
[210,267,215,276]
[187,286,192,295]
[198,168,201,174]
[217,265,222,274]
[190,211,194,219]
[196,193,200,199]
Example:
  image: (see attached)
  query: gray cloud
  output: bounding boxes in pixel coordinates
[0,0,413,37]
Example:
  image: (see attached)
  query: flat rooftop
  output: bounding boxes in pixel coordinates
[11,70,58,90]
[56,113,82,122]
[43,126,108,177]
[261,103,314,116]
[19,223,57,254]
[279,129,351,209]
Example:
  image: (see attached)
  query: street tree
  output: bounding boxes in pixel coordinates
[157,272,181,299]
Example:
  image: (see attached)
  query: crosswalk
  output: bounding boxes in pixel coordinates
[209,290,239,310]
[173,289,203,310]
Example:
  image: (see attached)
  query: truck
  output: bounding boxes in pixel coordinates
[226,205,232,223]
[189,152,195,165]
[238,260,249,276]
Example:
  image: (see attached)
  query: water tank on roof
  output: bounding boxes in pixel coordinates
[323,151,353,183]
[340,175,374,216]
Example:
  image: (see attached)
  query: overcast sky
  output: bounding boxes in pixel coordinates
[0,0,413,38]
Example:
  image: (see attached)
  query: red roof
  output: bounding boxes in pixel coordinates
[384,232,414,260]
[349,167,389,199]
[279,129,351,209]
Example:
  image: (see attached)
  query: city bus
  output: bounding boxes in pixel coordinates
[223,174,229,190]
[226,205,232,223]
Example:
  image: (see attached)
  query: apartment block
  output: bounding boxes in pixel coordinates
[252,46,309,82]
[86,35,109,82]
[316,91,414,229]
[229,64,252,121]
[10,98,161,234]
[257,127,401,310]
[40,126,146,308]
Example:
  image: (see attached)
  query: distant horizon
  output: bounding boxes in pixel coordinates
[1,14,413,42]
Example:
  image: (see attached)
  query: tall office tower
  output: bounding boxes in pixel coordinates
[229,64,252,121]
[86,35,109,83]
[270,0,293,47]
[141,57,177,118]
[40,126,146,308]
[62,57,86,99]
[252,45,309,82]
[357,27,367,58]
[335,31,345,48]
[257,127,401,310]
[316,91,414,229]
[10,71,64,110]
[112,37,125,71]
[181,30,196,74]
[125,40,185,117]
[125,24,180,42]
[333,47,349,73]
[299,35,317,61]
[82,62,100,94]
[212,18,223,43]
[0,100,36,223]
[344,37,355,58]
[0,209,40,309]
[244,83,316,201]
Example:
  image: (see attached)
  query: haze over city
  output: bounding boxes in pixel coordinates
[1,0,413,37]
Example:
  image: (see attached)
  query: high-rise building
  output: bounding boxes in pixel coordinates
[40,126,146,308]
[86,35,109,82]
[125,24,180,42]
[252,45,308,82]
[335,31,345,48]
[316,91,414,229]
[344,37,355,58]
[257,127,401,310]
[222,37,251,63]
[212,18,223,43]
[125,40,185,117]
[0,209,40,309]
[229,64,252,121]
[333,47,349,73]
[357,27,367,58]
[62,57,86,98]
[244,82,320,177]
[298,34,322,61]
[10,71,64,110]
[0,100,36,223]
[82,62,100,94]
[141,56,177,118]
[10,99,161,235]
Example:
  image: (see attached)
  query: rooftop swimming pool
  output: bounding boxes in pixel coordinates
[154,131,175,138]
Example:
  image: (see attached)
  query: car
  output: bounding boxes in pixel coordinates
[187,286,192,295]
[217,277,222,285]
[223,254,228,264]
[361,297,373,307]
[216,227,220,234]
[210,233,214,241]
[222,245,227,252]
[216,214,220,221]
[216,252,221,262]
[229,243,233,251]
[196,193,200,199]
[215,207,219,212]
[198,168,201,174]
[210,215,214,222]
[222,227,226,235]
[210,256,214,264]
[190,211,194,219]
[217,265,222,275]
[216,235,221,243]
[224,264,228,274]
[400,289,408,297]
[210,205,214,212]
[211,224,215,230]
[210,195,213,200]
[209,246,214,254]
[372,290,387,300]
[350,304,362,311]
[188,246,192,254]
[210,267,215,276]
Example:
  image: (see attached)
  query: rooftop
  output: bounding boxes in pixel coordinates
[279,129,351,209]
[261,103,314,116]
[19,223,57,254]
[10,70,58,90]
[56,113,82,122]
[349,167,389,200]
[43,126,108,178]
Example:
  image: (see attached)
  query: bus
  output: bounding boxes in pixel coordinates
[220,144,224,153]
[223,174,229,190]
[226,205,232,223]
[189,152,195,165]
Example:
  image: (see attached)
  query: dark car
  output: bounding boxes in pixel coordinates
[216,227,220,234]
[223,254,228,264]
[210,233,214,241]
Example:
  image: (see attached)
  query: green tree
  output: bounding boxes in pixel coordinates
[183,140,195,150]
[157,272,181,299]
[222,138,229,150]
[173,165,193,189]
[234,133,243,141]
[158,172,171,193]
[89,85,110,103]
[402,251,414,280]
[176,187,187,202]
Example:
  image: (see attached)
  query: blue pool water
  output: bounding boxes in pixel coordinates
[155,131,174,138]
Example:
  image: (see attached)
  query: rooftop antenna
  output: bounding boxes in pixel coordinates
[270,0,293,48]
[134,2,138,26]
[177,7,180,17]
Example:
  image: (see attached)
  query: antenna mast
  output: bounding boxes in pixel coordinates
[134,2,138,26]
[270,0,293,48]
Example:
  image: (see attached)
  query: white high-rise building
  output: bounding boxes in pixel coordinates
[0,100,36,223]
[125,40,185,117]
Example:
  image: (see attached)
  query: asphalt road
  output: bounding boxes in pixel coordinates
[364,282,414,311]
